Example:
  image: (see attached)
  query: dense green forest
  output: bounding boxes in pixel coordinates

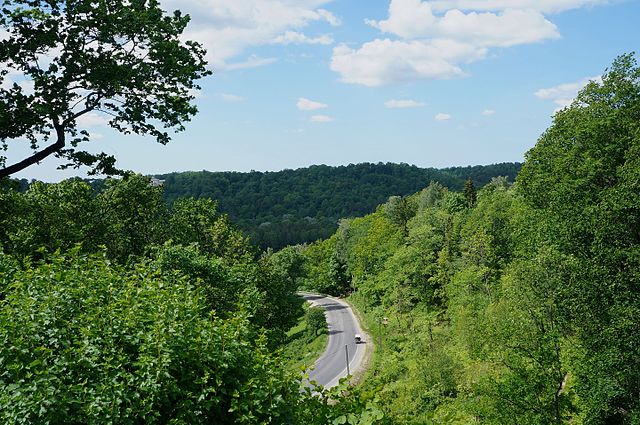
[1,38,638,424]
[299,54,640,423]
[154,162,521,249]
[11,162,521,249]
[0,175,382,424]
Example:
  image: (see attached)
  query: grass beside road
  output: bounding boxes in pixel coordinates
[280,299,328,373]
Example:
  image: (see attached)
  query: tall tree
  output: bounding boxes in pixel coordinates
[0,0,210,177]
[97,174,167,262]
[463,178,477,208]
[517,53,640,422]
[169,197,253,264]
[385,195,417,237]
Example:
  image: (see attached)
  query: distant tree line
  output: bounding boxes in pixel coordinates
[155,162,521,249]
[8,162,521,250]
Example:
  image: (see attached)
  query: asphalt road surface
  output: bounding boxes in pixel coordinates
[299,292,368,389]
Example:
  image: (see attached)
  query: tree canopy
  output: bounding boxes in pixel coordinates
[299,53,640,423]
[154,162,522,249]
[0,174,385,423]
[517,52,640,422]
[0,0,210,177]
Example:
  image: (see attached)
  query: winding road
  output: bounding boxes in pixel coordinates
[299,292,369,389]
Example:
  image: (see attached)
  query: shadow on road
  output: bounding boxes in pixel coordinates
[301,294,324,301]
[323,303,347,311]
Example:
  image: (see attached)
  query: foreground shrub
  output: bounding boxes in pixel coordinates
[0,250,301,424]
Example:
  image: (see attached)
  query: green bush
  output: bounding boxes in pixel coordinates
[0,250,302,424]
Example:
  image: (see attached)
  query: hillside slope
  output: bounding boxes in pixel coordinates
[299,56,640,422]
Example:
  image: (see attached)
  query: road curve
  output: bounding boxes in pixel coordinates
[299,292,369,389]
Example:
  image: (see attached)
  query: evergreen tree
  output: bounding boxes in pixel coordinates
[463,178,477,208]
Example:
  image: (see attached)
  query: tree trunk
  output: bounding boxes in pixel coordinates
[0,122,65,178]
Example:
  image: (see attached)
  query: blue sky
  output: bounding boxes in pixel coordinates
[4,0,640,181]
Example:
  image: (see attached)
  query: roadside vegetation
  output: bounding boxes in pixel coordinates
[300,54,640,424]
[280,302,329,373]
[0,175,382,423]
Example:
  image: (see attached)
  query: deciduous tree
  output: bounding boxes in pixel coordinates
[307,306,326,337]
[518,53,640,422]
[0,0,210,177]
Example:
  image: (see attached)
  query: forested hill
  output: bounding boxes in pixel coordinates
[298,55,640,422]
[156,162,521,249]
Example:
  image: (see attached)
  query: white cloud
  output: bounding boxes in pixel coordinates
[162,0,339,69]
[221,93,245,102]
[334,0,602,86]
[317,8,341,26]
[273,31,334,45]
[1,42,62,94]
[1,68,29,92]
[2,74,34,94]
[77,112,110,128]
[18,80,35,95]
[366,0,558,47]
[430,9,557,47]
[225,55,277,71]
[188,88,205,99]
[331,38,486,86]
[0,77,11,91]
[310,114,334,122]
[535,75,601,111]
[297,97,328,111]
[435,113,451,121]
[365,0,436,39]
[385,99,426,108]
[482,109,495,116]
[428,0,607,14]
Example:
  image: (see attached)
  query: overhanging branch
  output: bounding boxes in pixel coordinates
[0,121,66,179]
